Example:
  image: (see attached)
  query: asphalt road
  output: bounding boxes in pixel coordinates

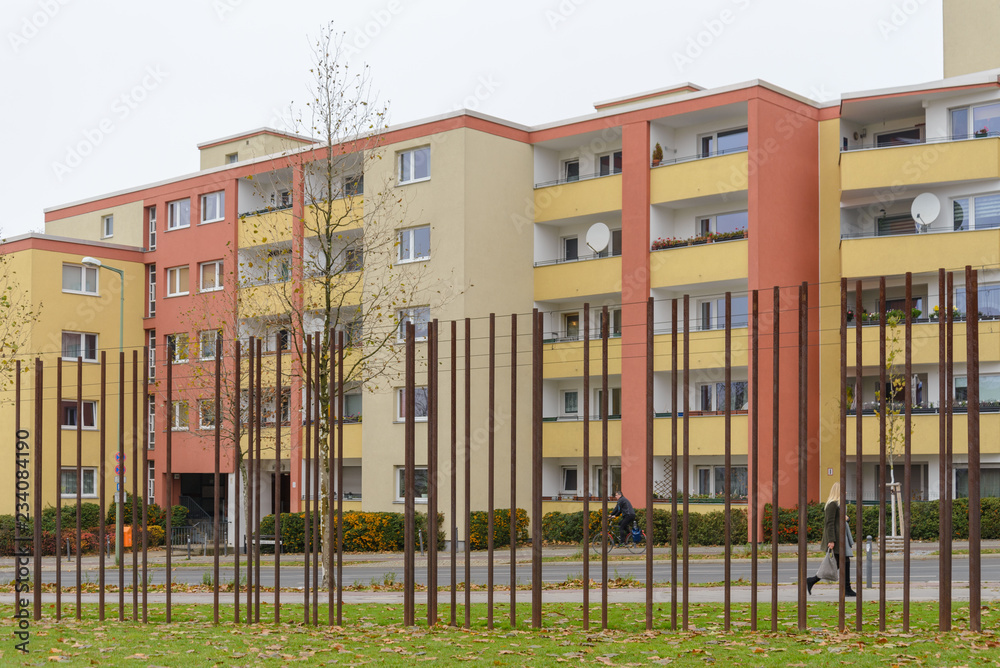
[6,554,998,588]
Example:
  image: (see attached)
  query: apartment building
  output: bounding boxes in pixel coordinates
[7,3,1000,532]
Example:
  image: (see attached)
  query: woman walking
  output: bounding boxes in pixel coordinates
[806,482,857,596]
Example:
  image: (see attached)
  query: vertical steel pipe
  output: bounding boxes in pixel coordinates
[143,347,150,624]
[428,320,439,626]
[750,292,758,631]
[839,279,847,631]
[487,314,495,630]
[878,278,887,632]
[531,310,542,629]
[724,292,732,631]
[450,320,457,626]
[682,295,690,630]
[509,314,518,628]
[771,287,779,632]
[671,298,679,631]
[464,317,472,629]
[76,359,83,620]
[100,354,107,621]
[966,266,981,632]
[646,297,654,631]
[404,322,415,627]
[233,337,241,624]
[798,283,807,631]
[132,350,139,621]
[165,347,173,622]
[583,303,590,631]
[601,306,609,630]
[855,282,864,631]
[254,340,262,622]
[55,359,62,621]
[33,360,43,622]
[303,336,311,624]
[337,331,345,626]
[904,274,913,631]
[274,333,282,624]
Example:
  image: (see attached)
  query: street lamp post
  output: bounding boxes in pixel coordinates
[82,257,125,566]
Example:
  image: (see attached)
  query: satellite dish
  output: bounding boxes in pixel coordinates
[586,222,611,254]
[911,193,940,233]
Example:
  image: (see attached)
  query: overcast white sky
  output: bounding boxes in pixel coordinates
[1,0,944,238]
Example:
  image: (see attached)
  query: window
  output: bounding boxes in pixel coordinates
[200,260,223,292]
[102,214,114,238]
[198,399,216,429]
[596,229,623,258]
[147,394,155,449]
[564,159,580,182]
[148,330,156,379]
[226,152,238,164]
[695,465,748,498]
[259,248,291,283]
[343,393,363,421]
[562,236,578,261]
[561,390,579,416]
[147,460,155,504]
[398,146,430,184]
[395,466,428,502]
[953,194,1000,231]
[201,191,225,223]
[397,306,430,341]
[698,296,749,330]
[957,467,1000,498]
[700,127,748,157]
[956,284,1000,317]
[147,264,156,316]
[170,401,189,430]
[62,264,98,295]
[594,387,622,418]
[62,332,98,362]
[598,150,622,176]
[562,467,579,495]
[61,400,97,429]
[200,329,221,360]
[955,374,1000,404]
[147,206,157,249]
[167,198,191,230]
[397,226,430,263]
[344,246,363,272]
[345,174,364,196]
[396,386,429,421]
[951,101,1000,139]
[166,333,189,363]
[166,266,189,297]
[563,312,580,340]
[60,468,96,497]
[346,319,363,347]
[594,464,622,498]
[875,128,921,147]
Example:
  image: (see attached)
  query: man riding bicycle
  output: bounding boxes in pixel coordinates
[609,490,635,545]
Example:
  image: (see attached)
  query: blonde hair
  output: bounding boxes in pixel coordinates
[825,482,841,508]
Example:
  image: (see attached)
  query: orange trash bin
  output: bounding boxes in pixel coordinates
[123,525,133,548]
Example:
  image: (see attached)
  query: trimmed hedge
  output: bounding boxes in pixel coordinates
[542,507,749,546]
[105,495,171,529]
[468,508,529,550]
[543,498,1000,545]
[258,510,445,553]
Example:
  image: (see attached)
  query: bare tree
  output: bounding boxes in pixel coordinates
[235,25,448,586]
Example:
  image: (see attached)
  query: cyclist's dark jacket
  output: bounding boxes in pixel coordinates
[610,495,634,518]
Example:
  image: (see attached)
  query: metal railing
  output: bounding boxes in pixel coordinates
[840,131,999,152]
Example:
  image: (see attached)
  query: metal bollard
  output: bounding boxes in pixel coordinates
[187,536,192,560]
[866,535,873,589]
[66,538,71,562]
[418,528,424,556]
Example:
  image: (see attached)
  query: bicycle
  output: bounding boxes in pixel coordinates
[590,516,646,555]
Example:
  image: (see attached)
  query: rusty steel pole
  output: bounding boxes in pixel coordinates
[966,266,981,632]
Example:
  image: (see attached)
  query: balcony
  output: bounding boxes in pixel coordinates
[846,412,999,456]
[845,319,1000,367]
[542,419,622,458]
[652,328,749,371]
[239,207,294,246]
[542,337,622,379]
[533,174,622,223]
[534,256,621,302]
[841,227,1000,278]
[650,237,748,289]
[652,413,748,457]
[840,136,1000,193]
[650,150,748,205]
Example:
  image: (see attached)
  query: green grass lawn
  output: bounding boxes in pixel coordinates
[2,602,998,666]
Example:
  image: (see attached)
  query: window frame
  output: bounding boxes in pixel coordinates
[699,127,749,158]
[397,226,431,263]
[199,260,224,292]
[166,333,189,364]
[199,329,221,360]
[61,400,98,430]
[397,306,430,342]
[60,467,97,498]
[101,214,114,239]
[167,198,191,230]
[198,399,216,430]
[165,265,190,297]
[952,193,1000,231]
[170,400,189,431]
[561,466,579,495]
[397,146,431,185]
[951,101,1000,139]
[61,331,98,362]
[200,191,225,224]
[396,386,429,422]
[61,263,99,296]
[147,206,157,249]
[564,159,580,182]
[561,389,579,417]
[395,465,429,503]
[597,150,623,176]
